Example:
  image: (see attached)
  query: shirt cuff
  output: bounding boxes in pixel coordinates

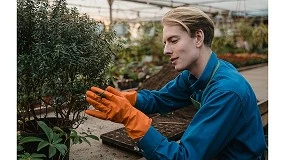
[138,126,166,159]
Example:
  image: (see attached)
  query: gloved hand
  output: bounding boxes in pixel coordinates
[92,86,137,106]
[85,86,152,140]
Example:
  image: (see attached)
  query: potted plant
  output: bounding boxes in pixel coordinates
[17,0,122,159]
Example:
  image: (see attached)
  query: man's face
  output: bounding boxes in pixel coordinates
[163,25,200,72]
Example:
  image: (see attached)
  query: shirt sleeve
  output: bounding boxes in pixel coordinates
[138,90,244,160]
[135,70,193,114]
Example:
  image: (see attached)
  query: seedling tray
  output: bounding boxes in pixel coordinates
[100,106,196,154]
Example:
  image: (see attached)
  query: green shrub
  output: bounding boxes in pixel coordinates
[17,0,122,130]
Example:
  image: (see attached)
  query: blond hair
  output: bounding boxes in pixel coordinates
[162,7,214,47]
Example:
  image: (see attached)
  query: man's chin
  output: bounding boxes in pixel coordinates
[174,65,183,72]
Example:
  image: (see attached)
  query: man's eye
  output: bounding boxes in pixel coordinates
[171,39,178,44]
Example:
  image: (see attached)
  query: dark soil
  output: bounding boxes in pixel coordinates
[138,63,180,90]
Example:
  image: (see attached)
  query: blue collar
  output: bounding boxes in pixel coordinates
[189,52,219,92]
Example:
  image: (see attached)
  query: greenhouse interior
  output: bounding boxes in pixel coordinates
[61,0,268,89]
[16,0,269,160]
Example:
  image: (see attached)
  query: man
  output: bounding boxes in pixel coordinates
[85,7,267,159]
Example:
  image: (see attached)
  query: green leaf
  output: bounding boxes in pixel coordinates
[37,121,54,143]
[52,137,62,144]
[54,143,68,156]
[37,140,49,151]
[17,152,29,159]
[17,144,24,151]
[18,152,46,160]
[79,138,83,144]
[30,158,44,160]
[70,129,78,137]
[73,136,79,144]
[53,126,65,135]
[20,136,43,144]
[48,145,57,158]
[81,137,91,146]
[81,131,89,136]
[30,153,46,158]
[85,135,99,141]
[52,133,63,144]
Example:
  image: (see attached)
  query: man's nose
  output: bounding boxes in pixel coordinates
[164,44,172,56]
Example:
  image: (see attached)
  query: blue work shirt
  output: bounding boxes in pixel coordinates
[135,52,267,159]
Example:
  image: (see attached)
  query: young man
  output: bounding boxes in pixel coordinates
[85,7,267,159]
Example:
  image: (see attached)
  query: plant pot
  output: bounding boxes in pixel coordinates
[18,118,71,160]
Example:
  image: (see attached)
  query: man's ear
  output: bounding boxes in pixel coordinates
[195,29,204,47]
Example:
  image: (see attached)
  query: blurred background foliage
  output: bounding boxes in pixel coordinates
[108,17,268,89]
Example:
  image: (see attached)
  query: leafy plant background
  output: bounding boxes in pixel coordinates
[17,0,122,129]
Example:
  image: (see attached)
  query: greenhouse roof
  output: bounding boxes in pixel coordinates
[64,0,268,23]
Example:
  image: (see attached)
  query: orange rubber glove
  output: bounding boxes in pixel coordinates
[105,86,137,106]
[90,86,137,106]
[85,86,152,140]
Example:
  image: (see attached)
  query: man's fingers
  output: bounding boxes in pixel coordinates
[86,97,109,111]
[90,86,113,99]
[90,86,105,95]
[106,86,122,96]
[85,109,107,120]
[86,90,102,101]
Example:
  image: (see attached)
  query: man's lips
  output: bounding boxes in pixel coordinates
[170,57,178,64]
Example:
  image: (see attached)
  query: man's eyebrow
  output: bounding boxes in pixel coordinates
[163,35,179,43]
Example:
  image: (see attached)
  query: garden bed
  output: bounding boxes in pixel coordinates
[217,53,268,68]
